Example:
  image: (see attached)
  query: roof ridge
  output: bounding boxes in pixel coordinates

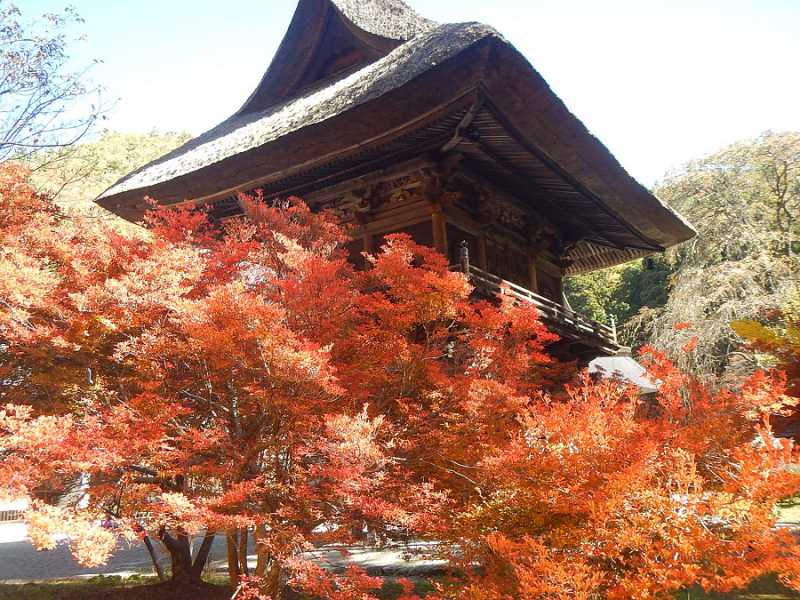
[330,0,436,41]
[230,0,441,117]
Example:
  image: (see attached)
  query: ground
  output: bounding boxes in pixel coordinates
[778,499,800,526]
[0,577,230,600]
[680,576,800,599]
[0,576,799,600]
[0,522,444,581]
[0,575,439,600]
[1,518,799,598]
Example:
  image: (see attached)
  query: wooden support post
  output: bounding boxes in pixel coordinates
[431,206,447,255]
[561,285,574,316]
[528,254,539,293]
[363,232,374,254]
[477,235,488,270]
[459,240,470,274]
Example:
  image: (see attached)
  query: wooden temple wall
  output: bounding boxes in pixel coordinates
[307,159,568,303]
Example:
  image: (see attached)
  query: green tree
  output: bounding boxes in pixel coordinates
[618,256,671,317]
[626,131,800,377]
[565,256,670,333]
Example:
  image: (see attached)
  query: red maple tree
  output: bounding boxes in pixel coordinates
[2,165,799,599]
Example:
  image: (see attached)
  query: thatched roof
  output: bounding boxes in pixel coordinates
[329,0,435,40]
[97,0,695,271]
[99,21,495,200]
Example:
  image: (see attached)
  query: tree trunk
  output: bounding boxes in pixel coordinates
[238,527,250,576]
[252,526,285,599]
[169,547,194,586]
[254,524,268,577]
[226,530,241,587]
[191,531,217,579]
[159,528,193,585]
[159,527,217,586]
[142,534,165,581]
[264,560,284,600]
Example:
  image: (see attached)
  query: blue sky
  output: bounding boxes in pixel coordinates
[24,0,800,185]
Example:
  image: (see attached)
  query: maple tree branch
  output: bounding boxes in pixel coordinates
[157,525,189,555]
[419,459,480,487]
[128,464,158,477]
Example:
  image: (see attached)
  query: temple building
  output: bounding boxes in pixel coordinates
[96,0,694,361]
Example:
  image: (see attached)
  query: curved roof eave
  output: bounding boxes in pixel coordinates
[97,22,498,203]
[95,0,695,254]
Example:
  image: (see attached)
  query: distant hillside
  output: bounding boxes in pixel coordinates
[29,130,191,229]
[567,131,800,378]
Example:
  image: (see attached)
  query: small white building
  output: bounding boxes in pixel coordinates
[0,498,28,544]
[588,347,660,394]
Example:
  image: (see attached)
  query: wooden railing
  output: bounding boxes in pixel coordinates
[453,242,619,352]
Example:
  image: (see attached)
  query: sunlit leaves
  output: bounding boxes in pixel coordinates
[3,164,800,596]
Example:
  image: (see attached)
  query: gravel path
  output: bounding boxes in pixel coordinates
[0,524,445,582]
[0,536,171,581]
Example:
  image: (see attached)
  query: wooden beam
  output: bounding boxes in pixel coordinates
[305,157,435,206]
[431,206,447,254]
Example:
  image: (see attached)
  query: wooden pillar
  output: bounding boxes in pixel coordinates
[459,240,470,274]
[363,232,374,253]
[528,254,539,293]
[431,206,447,255]
[477,235,488,270]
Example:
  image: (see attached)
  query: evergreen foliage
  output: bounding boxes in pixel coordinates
[568,131,800,377]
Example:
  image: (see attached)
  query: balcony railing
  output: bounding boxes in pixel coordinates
[453,242,619,354]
